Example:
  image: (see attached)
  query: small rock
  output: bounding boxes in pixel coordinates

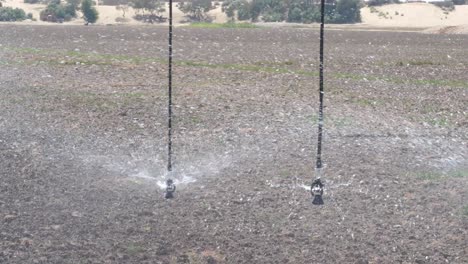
[4,215,17,222]
[288,213,299,220]
[20,238,33,247]
[71,211,82,217]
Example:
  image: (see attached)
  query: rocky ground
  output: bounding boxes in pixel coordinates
[0,25,467,263]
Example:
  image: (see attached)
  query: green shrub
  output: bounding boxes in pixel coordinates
[0,7,27,21]
[82,0,99,23]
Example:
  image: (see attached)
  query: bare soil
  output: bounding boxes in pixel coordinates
[1,25,467,264]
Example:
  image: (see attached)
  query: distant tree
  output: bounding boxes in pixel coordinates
[453,0,465,4]
[431,0,455,11]
[262,0,287,22]
[128,0,142,15]
[222,0,251,21]
[115,4,129,17]
[222,0,237,20]
[24,0,41,4]
[287,0,320,23]
[0,7,27,21]
[332,0,361,23]
[179,0,214,22]
[367,0,392,6]
[248,0,288,22]
[81,0,98,24]
[67,0,80,10]
[248,0,262,21]
[143,0,165,17]
[40,0,77,22]
[129,0,165,22]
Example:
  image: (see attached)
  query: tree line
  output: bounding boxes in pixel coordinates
[3,0,467,24]
[0,0,98,23]
[222,0,361,23]
[127,0,362,24]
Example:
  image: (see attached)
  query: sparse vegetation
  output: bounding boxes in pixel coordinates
[187,21,258,28]
[451,169,468,178]
[125,243,145,256]
[396,60,440,66]
[462,205,468,216]
[415,171,442,180]
[3,45,468,90]
[427,116,450,127]
[411,170,468,181]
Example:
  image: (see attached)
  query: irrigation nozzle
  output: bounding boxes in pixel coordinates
[165,179,176,199]
[311,177,324,205]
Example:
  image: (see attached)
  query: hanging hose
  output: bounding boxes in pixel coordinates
[316,0,325,172]
[164,0,176,199]
[167,0,173,172]
[311,0,326,205]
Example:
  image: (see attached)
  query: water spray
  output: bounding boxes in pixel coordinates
[311,0,326,205]
[166,0,175,198]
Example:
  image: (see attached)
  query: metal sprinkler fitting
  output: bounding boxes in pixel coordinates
[311,178,324,205]
[165,179,176,199]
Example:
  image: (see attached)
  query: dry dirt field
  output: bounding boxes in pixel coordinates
[1,24,467,263]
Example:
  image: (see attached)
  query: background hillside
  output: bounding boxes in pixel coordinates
[1,0,468,33]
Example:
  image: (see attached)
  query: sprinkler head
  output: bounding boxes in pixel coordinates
[165,179,176,199]
[311,178,324,205]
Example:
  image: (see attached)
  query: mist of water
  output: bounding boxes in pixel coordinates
[81,151,234,190]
